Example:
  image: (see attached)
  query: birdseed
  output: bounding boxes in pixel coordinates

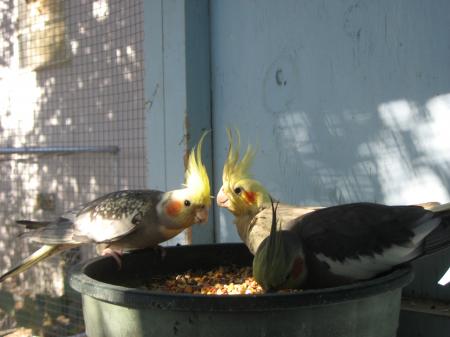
[144,265,301,295]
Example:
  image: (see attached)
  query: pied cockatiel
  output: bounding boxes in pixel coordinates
[0,132,211,282]
[254,198,450,290]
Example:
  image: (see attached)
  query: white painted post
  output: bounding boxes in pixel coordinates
[143,0,214,245]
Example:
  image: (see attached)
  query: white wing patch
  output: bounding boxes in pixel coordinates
[316,244,419,279]
[317,217,441,280]
[74,211,138,242]
[438,267,450,286]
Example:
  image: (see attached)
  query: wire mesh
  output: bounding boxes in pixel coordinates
[0,0,146,336]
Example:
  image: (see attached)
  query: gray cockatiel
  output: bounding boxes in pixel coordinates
[216,129,449,290]
[215,129,439,255]
[0,133,211,282]
[253,199,450,291]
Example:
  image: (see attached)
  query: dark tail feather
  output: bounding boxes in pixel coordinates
[424,222,450,255]
[16,220,52,229]
[425,203,450,255]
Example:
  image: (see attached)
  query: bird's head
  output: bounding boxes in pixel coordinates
[162,132,211,227]
[216,128,270,216]
[253,199,307,291]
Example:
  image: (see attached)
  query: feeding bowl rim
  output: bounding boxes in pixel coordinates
[69,243,413,312]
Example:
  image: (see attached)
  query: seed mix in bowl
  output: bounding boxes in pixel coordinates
[144,265,301,295]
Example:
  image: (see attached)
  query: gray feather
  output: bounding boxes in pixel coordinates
[0,245,66,282]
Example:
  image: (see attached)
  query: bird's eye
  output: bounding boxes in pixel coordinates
[184,200,191,207]
[234,187,242,195]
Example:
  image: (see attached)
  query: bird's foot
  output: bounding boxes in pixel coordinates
[101,248,123,270]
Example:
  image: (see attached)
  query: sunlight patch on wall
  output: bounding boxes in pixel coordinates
[70,39,79,55]
[378,100,418,131]
[0,69,41,143]
[62,176,78,193]
[89,176,100,195]
[93,0,109,22]
[385,168,448,204]
[126,45,136,62]
[374,95,450,204]
[418,94,450,162]
[278,110,314,155]
[11,161,42,215]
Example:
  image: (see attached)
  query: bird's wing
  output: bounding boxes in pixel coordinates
[295,202,440,279]
[241,203,318,254]
[73,190,162,243]
[20,190,163,245]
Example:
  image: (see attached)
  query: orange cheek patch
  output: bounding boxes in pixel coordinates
[244,191,256,204]
[166,201,182,216]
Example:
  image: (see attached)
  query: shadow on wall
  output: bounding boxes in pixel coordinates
[253,0,450,207]
[0,0,146,296]
[274,95,450,206]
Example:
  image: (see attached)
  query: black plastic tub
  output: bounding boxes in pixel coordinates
[70,243,413,337]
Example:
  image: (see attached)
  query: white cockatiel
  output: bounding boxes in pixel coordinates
[0,132,212,282]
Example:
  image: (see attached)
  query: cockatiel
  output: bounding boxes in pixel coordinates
[216,129,449,290]
[216,129,321,255]
[216,129,441,255]
[0,132,211,282]
[254,198,450,290]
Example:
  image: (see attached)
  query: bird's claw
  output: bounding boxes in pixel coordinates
[101,248,123,270]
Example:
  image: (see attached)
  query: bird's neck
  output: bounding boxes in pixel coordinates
[234,207,268,254]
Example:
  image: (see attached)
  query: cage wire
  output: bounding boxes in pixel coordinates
[0,0,146,336]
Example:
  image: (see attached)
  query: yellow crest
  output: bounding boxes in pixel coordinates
[184,131,211,206]
[223,128,255,186]
[222,128,269,213]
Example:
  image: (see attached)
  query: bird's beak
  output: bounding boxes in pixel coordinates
[216,186,230,208]
[194,207,209,224]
